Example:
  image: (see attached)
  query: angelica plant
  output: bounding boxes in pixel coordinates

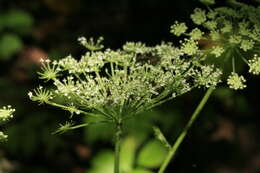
[158,1,260,172]
[0,105,15,141]
[28,37,221,173]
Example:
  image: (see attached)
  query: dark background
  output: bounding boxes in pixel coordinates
[0,0,259,173]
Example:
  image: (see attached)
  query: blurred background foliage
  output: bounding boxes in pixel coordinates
[0,0,259,173]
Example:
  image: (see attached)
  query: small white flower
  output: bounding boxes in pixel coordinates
[211,46,225,57]
[170,22,188,36]
[240,40,254,51]
[28,92,33,98]
[227,72,246,90]
[191,8,207,25]
[248,54,260,75]
[0,105,15,122]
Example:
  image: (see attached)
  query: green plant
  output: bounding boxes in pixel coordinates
[28,36,221,172]
[157,1,260,172]
[170,1,260,87]
[88,136,168,173]
[25,1,260,173]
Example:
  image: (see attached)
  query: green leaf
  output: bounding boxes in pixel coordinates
[0,34,23,60]
[83,116,114,143]
[3,10,33,34]
[132,168,154,173]
[87,136,143,173]
[137,140,168,169]
[88,150,114,173]
[121,136,141,172]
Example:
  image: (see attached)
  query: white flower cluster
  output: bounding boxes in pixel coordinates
[194,65,222,88]
[170,22,188,36]
[210,46,225,57]
[180,39,199,56]
[227,72,246,90]
[29,38,221,127]
[0,105,15,141]
[189,28,204,40]
[170,1,260,90]
[248,54,260,75]
[78,36,104,51]
[0,105,15,122]
[191,8,207,25]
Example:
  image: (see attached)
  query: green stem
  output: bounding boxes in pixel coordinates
[114,120,122,173]
[232,56,236,72]
[158,86,215,173]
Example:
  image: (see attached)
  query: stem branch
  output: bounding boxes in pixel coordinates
[158,86,215,173]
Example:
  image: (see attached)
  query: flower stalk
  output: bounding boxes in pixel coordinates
[158,86,215,173]
[114,120,122,173]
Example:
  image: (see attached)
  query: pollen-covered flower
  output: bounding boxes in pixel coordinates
[227,72,246,90]
[170,22,188,36]
[248,54,260,75]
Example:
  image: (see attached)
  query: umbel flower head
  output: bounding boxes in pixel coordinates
[0,105,15,122]
[248,54,260,75]
[170,0,260,90]
[29,37,221,132]
[0,105,15,141]
[227,72,246,90]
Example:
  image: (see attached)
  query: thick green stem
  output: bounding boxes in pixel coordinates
[114,120,122,173]
[158,86,215,173]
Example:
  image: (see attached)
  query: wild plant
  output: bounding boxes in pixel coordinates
[27,1,260,173]
[158,1,260,172]
[28,37,221,172]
